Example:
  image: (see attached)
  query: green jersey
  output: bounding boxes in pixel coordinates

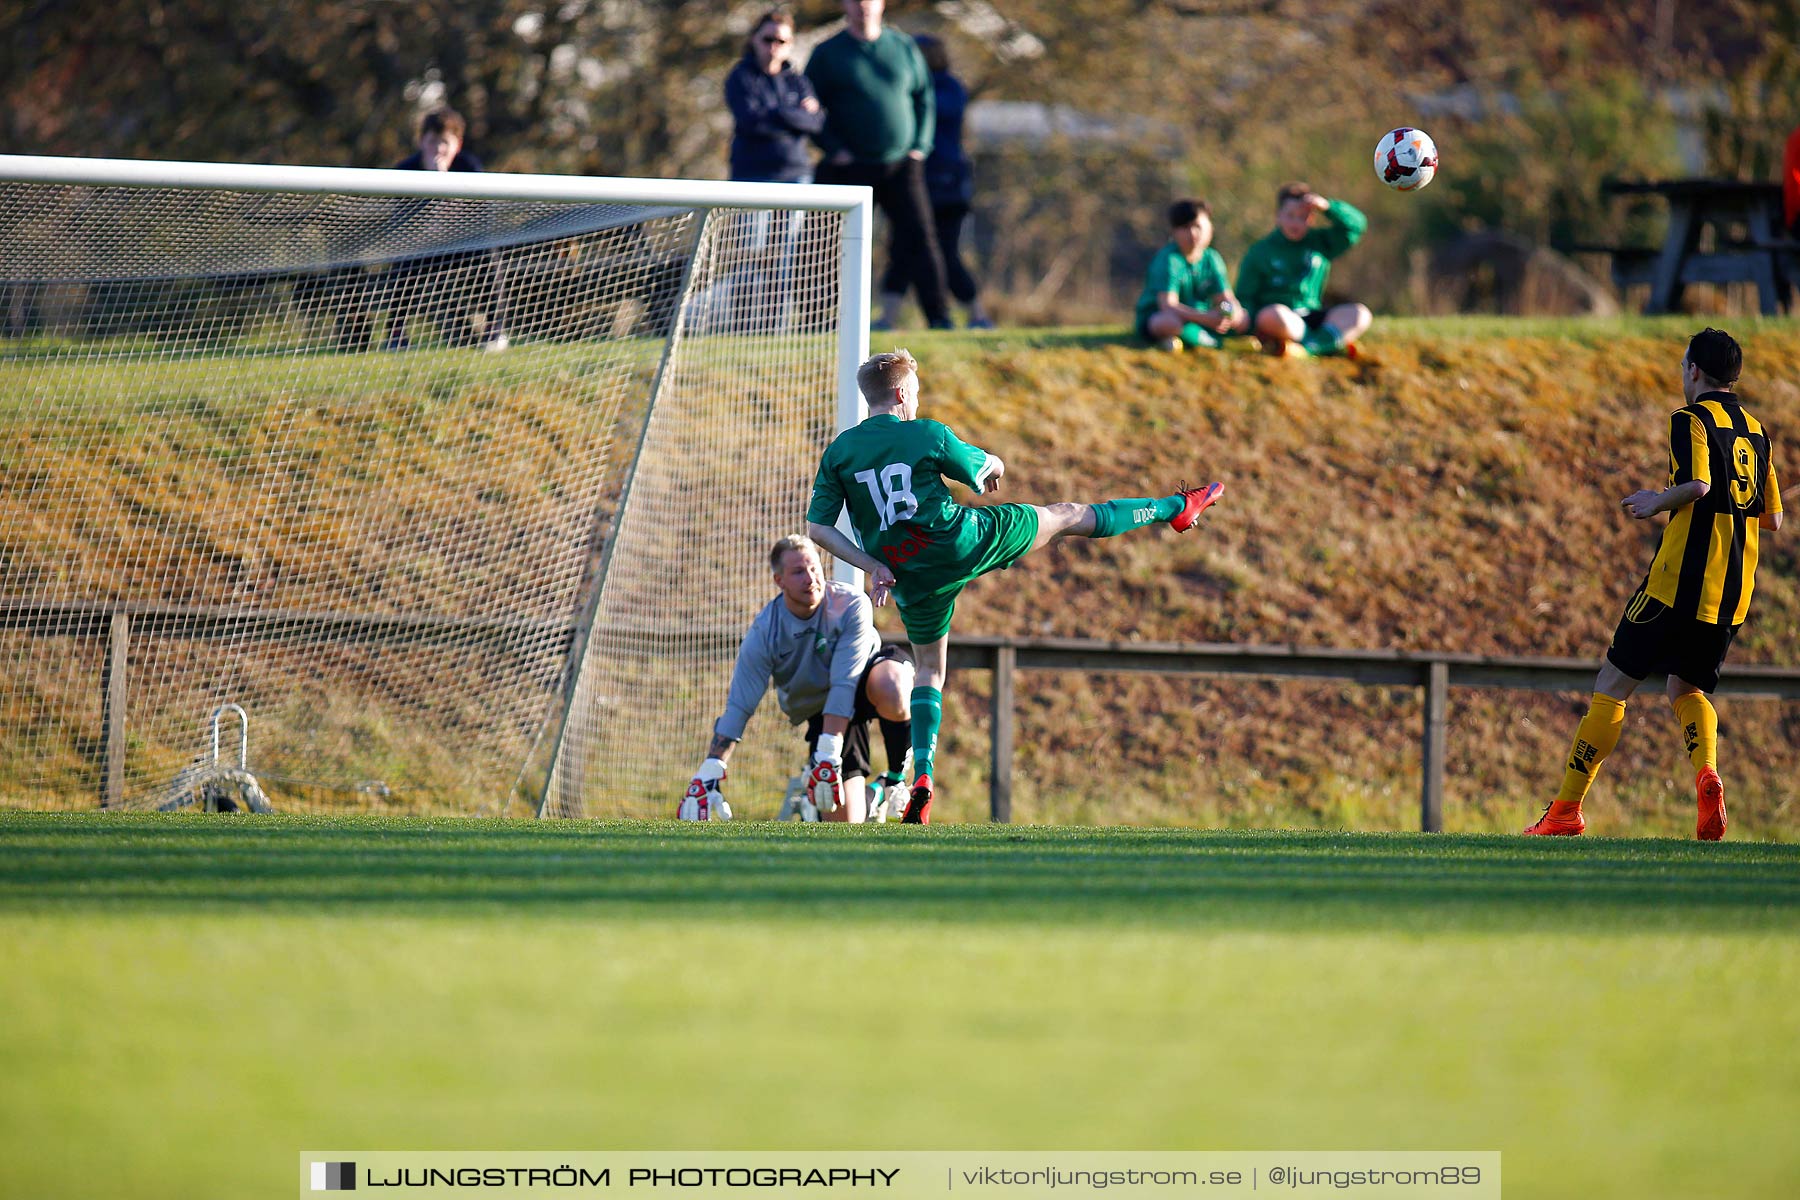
[803,30,934,163]
[808,414,1002,578]
[1233,198,1366,314]
[1133,243,1230,326]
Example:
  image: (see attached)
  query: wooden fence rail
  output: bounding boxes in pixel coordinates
[6,599,1799,825]
[933,634,1800,829]
[1,600,577,809]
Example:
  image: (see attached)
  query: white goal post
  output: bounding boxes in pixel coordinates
[0,153,871,819]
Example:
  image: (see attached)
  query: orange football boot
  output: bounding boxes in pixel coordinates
[1523,800,1586,836]
[1169,482,1226,532]
[1695,767,1727,841]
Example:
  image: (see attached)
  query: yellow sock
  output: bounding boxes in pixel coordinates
[1672,693,1718,774]
[1555,694,1627,807]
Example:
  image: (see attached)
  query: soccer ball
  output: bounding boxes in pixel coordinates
[1374,127,1438,192]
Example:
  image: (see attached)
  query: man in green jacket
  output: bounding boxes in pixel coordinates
[805,0,952,329]
[1235,182,1371,358]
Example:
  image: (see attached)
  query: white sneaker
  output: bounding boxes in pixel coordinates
[869,778,909,823]
[776,775,819,822]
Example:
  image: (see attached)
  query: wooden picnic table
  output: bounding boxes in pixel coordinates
[1598,178,1793,315]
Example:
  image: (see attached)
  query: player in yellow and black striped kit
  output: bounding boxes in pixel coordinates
[1527,328,1783,840]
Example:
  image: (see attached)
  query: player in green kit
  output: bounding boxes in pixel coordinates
[806,349,1225,823]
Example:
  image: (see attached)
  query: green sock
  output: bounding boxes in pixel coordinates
[1301,324,1344,356]
[1090,495,1182,537]
[1180,322,1220,350]
[910,686,943,779]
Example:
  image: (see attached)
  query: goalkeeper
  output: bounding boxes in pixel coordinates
[683,534,914,823]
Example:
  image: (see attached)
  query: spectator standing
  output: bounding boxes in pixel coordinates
[806,0,953,330]
[726,9,824,184]
[722,10,823,332]
[878,34,992,330]
[385,107,508,352]
[394,106,484,174]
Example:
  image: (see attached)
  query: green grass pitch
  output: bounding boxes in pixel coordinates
[3,813,1798,1200]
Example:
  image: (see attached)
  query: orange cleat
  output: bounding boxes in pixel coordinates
[1169,481,1225,532]
[1695,767,1727,841]
[903,774,933,824]
[1523,800,1586,836]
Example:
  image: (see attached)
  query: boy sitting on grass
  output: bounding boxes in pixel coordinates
[1134,199,1249,352]
[1235,183,1370,358]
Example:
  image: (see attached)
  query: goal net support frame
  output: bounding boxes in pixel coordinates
[0,153,871,819]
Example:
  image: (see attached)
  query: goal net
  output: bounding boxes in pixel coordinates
[0,155,870,818]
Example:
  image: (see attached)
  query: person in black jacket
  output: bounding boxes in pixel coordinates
[722,10,824,332]
[384,107,508,352]
[726,9,824,184]
[878,35,991,330]
[394,105,485,174]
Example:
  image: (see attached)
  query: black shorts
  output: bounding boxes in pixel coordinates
[1606,583,1739,692]
[803,644,913,777]
[1294,307,1338,331]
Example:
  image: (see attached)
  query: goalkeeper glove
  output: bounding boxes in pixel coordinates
[679,757,732,821]
[807,758,843,816]
[808,731,844,816]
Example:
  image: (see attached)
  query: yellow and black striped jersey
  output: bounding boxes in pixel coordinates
[1643,390,1782,625]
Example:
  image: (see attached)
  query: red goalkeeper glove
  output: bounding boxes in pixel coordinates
[679,757,732,821]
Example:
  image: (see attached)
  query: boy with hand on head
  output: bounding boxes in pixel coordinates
[1135,199,1248,352]
[1235,183,1370,358]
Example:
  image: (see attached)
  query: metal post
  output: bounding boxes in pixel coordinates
[1746,196,1785,316]
[990,643,1015,823]
[1421,659,1448,832]
[536,208,714,818]
[1646,199,1697,314]
[832,191,873,590]
[100,611,129,808]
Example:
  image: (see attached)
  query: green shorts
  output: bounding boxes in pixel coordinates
[891,503,1040,644]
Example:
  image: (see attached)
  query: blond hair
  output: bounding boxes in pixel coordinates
[856,349,918,406]
[768,533,818,572]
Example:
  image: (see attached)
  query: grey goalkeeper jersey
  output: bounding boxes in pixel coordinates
[714,581,880,741]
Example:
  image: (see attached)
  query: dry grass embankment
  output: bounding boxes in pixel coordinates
[6,321,1796,834]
